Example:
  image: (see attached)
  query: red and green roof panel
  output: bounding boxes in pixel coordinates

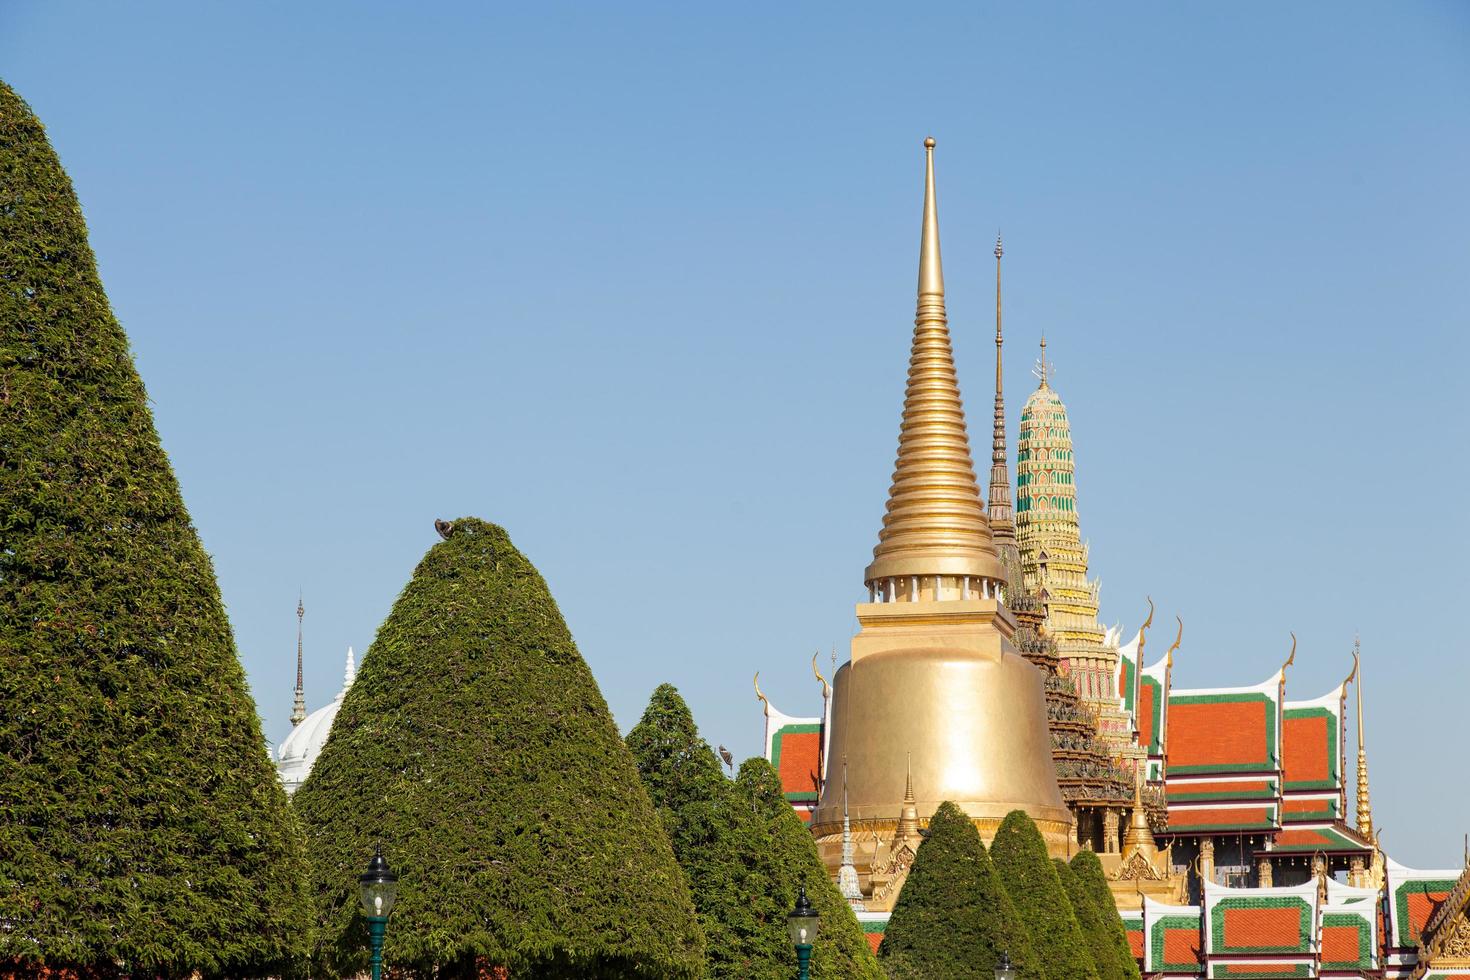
[1386,859,1461,950]
[1168,779,1279,803]
[1167,674,1282,776]
[769,723,822,803]
[1117,636,1170,757]
[1207,963,1312,979]
[1123,915,1145,963]
[1282,686,1345,794]
[1266,825,1369,854]
[1145,901,1204,975]
[1204,884,1316,956]
[1281,795,1339,823]
[856,912,888,955]
[1319,908,1375,972]
[1167,804,1279,834]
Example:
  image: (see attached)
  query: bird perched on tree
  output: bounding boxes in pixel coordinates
[718,744,734,775]
[434,519,454,540]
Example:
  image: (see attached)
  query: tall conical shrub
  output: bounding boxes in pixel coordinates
[293,519,703,979]
[0,80,308,977]
[626,687,788,978]
[735,758,885,980]
[1053,859,1112,980]
[1070,851,1140,980]
[877,802,1041,980]
[991,811,1098,980]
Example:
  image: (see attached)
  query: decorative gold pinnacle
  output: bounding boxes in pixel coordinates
[1353,636,1373,840]
[865,137,1004,587]
[895,753,921,843]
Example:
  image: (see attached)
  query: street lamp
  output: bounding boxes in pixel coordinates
[359,846,399,980]
[995,950,1016,980]
[787,884,820,980]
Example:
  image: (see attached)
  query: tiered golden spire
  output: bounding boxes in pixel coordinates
[865,138,1004,587]
[1353,637,1373,840]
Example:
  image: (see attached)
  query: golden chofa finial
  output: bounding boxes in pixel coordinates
[864,137,1003,588]
[753,672,769,716]
[1281,632,1297,673]
[1167,617,1183,661]
[812,652,830,700]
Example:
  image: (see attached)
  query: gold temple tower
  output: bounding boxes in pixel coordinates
[811,139,1071,892]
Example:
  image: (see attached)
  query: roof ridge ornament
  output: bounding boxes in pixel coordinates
[1166,616,1183,667]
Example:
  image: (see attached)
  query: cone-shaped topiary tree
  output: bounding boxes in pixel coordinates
[1070,851,1140,980]
[626,687,788,978]
[877,802,1041,980]
[991,810,1098,980]
[0,79,308,978]
[735,758,886,980]
[1053,859,1112,980]
[292,519,704,979]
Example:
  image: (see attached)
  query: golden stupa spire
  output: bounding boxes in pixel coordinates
[1353,636,1373,840]
[865,137,1004,589]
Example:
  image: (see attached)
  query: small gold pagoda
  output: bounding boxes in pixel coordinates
[810,139,1071,898]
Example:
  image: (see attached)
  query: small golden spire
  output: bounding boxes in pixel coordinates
[1353,636,1373,840]
[896,752,921,843]
[1036,334,1050,389]
[866,137,1003,588]
[1122,773,1158,859]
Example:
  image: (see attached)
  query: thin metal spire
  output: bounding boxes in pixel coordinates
[290,595,307,727]
[988,232,1017,564]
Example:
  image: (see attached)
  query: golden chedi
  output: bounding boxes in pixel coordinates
[811,139,1071,889]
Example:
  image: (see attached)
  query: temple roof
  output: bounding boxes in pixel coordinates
[1167,670,1284,778]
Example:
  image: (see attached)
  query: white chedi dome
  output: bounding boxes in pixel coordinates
[277,646,356,795]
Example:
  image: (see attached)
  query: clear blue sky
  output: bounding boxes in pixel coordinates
[5,3,1467,866]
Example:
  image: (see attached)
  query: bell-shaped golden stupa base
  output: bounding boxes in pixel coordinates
[811,596,1073,864]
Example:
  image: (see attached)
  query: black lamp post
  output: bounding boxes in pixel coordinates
[359,846,399,980]
[786,884,820,980]
[995,950,1017,980]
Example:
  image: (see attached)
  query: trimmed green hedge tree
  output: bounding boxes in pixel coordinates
[990,811,1098,980]
[626,687,788,978]
[292,520,704,979]
[1053,859,1110,980]
[878,802,1040,980]
[0,80,309,977]
[1070,851,1140,980]
[735,758,885,980]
